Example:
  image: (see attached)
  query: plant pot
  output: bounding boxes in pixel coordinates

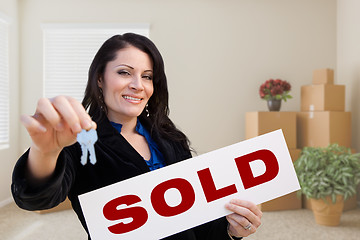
[267,99,282,111]
[310,195,344,226]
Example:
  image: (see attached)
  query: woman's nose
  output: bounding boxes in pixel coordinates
[129,76,144,91]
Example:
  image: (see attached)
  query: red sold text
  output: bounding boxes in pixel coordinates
[103,149,279,234]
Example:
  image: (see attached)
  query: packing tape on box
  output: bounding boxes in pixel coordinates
[309,105,315,112]
[310,112,314,119]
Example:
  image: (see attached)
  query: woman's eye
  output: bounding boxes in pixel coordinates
[142,75,153,80]
[117,70,130,76]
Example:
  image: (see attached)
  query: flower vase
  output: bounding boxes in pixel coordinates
[267,99,282,111]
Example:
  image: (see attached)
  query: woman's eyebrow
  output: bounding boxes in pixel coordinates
[114,64,134,69]
[114,64,152,73]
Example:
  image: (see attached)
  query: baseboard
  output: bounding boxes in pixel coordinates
[0,197,13,208]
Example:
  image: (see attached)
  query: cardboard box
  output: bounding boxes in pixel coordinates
[246,112,296,149]
[297,111,351,148]
[261,192,302,212]
[260,149,302,211]
[289,148,302,163]
[313,68,334,84]
[36,198,72,214]
[301,84,345,111]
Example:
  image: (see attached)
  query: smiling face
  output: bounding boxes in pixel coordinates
[98,45,154,123]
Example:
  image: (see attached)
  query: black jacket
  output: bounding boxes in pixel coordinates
[11,115,229,239]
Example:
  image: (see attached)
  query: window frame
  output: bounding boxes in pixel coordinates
[42,23,150,102]
[0,13,10,150]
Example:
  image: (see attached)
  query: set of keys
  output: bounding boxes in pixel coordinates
[77,129,98,165]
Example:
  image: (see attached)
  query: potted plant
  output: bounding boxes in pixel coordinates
[294,144,360,226]
[259,79,292,111]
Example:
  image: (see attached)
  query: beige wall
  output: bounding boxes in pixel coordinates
[18,0,337,155]
[337,0,360,200]
[1,0,338,203]
[0,0,19,205]
[337,0,360,152]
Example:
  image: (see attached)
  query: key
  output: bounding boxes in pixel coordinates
[77,129,98,165]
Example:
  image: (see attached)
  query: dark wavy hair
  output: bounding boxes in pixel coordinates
[82,33,190,151]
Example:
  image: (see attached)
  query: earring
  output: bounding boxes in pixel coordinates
[145,103,150,117]
[98,88,105,111]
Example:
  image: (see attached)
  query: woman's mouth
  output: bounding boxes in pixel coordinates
[123,95,143,103]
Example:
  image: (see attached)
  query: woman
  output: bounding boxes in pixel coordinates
[11,33,262,239]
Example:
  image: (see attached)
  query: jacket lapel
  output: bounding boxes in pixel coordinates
[96,115,150,173]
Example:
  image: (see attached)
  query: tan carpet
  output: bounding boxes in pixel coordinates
[0,203,86,240]
[249,208,360,240]
[0,202,359,239]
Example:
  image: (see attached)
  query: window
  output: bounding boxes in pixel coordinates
[43,24,150,102]
[0,15,9,149]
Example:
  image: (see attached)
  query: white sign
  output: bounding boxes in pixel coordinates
[79,129,300,240]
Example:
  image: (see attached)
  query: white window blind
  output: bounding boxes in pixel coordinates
[43,24,150,102]
[0,16,9,148]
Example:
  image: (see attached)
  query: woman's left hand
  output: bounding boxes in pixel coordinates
[225,199,262,238]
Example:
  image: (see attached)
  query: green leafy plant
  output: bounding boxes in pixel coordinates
[295,144,360,203]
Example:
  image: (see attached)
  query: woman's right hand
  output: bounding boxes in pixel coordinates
[20,96,96,180]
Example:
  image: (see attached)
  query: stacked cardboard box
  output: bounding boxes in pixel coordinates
[246,112,302,211]
[297,68,357,211]
[297,111,351,148]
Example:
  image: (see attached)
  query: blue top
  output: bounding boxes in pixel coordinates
[110,120,166,171]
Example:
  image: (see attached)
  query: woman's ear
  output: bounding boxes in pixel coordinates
[97,77,103,88]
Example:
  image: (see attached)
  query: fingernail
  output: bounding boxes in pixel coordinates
[20,115,28,125]
[84,120,92,130]
[38,125,47,132]
[56,122,64,131]
[73,123,81,133]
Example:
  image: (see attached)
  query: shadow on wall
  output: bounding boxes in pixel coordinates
[352,68,360,201]
[351,69,359,147]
